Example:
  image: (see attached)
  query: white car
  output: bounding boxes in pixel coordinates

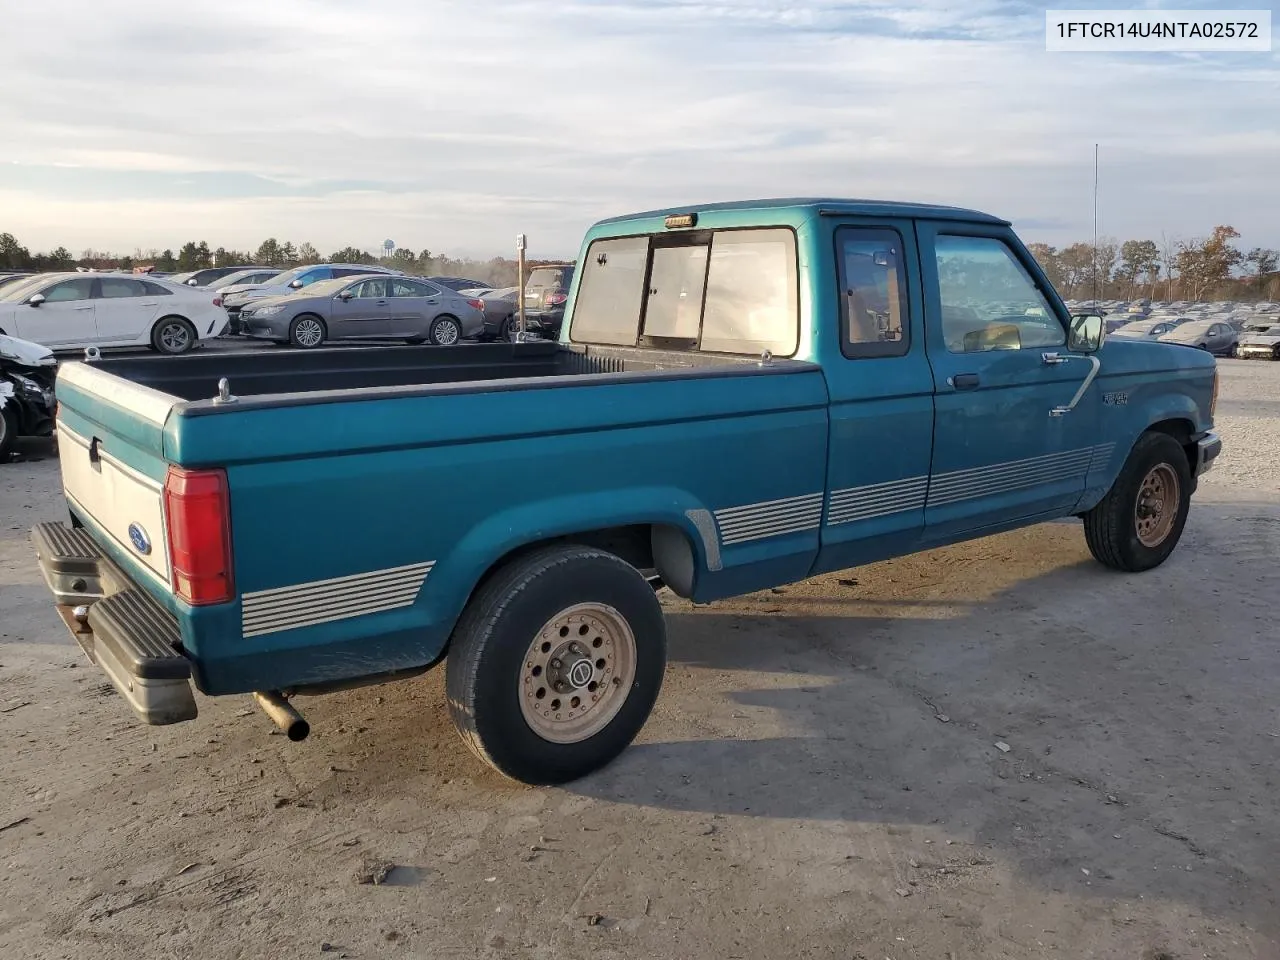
[0,273,227,354]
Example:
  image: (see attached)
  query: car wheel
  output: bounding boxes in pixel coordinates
[0,404,16,460]
[288,315,326,349]
[445,544,667,785]
[1082,431,1192,573]
[151,316,197,355]
[429,315,461,346]
[499,315,517,342]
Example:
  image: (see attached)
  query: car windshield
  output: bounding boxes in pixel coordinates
[1114,322,1155,335]
[267,268,305,286]
[1168,321,1212,337]
[225,269,284,287]
[0,275,57,301]
[294,278,352,297]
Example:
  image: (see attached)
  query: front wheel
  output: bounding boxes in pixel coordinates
[1083,431,1192,572]
[151,316,197,355]
[288,315,326,348]
[0,404,16,460]
[445,545,667,785]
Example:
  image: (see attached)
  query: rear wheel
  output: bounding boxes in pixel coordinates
[1083,432,1192,572]
[429,315,461,346]
[151,316,196,355]
[288,315,326,348]
[445,545,667,785]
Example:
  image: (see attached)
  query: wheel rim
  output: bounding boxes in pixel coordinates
[160,322,190,352]
[0,410,8,448]
[295,318,323,347]
[518,602,637,744]
[434,319,460,345]
[1134,463,1180,548]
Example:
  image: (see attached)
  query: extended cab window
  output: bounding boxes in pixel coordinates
[570,228,799,356]
[935,235,1064,353]
[837,227,909,358]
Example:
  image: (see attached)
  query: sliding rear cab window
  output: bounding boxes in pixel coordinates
[569,227,798,356]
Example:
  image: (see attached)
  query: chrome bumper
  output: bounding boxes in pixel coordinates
[1194,431,1222,477]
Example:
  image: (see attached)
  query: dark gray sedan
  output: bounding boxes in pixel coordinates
[239,275,485,347]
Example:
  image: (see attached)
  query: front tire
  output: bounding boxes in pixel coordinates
[288,315,326,348]
[0,404,16,460]
[429,315,462,346]
[151,316,196,355]
[445,545,667,785]
[1083,432,1192,572]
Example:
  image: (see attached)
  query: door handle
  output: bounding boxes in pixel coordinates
[140,301,158,307]
[74,305,93,311]
[948,373,980,390]
[1042,351,1068,365]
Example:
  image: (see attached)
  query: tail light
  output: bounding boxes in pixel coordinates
[163,466,234,605]
[213,296,223,307]
[467,298,484,312]
[543,291,567,307]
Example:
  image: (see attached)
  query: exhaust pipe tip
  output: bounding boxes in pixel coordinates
[253,690,311,742]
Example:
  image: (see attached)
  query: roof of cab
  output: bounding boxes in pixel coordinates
[595,197,1009,226]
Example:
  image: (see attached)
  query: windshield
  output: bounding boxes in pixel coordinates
[291,277,350,297]
[219,269,283,288]
[1169,321,1212,336]
[1114,322,1154,334]
[0,275,55,302]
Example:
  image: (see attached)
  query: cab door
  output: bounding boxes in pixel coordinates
[919,222,1102,540]
[13,277,98,347]
[813,219,935,574]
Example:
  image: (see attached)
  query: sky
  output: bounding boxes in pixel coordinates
[0,0,1277,260]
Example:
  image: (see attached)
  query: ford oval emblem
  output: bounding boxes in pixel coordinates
[127,523,152,555]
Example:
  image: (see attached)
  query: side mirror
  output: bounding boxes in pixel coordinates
[187,278,199,286]
[1069,313,1104,353]
[26,293,45,307]
[289,279,304,289]
[338,290,354,301]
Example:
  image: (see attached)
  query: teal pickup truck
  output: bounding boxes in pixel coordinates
[33,198,1220,785]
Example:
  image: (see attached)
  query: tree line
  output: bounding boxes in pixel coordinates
[1027,226,1279,302]
[0,233,565,289]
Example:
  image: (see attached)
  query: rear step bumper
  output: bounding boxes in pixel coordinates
[32,522,198,725]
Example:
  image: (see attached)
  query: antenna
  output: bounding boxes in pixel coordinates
[1092,143,1100,304]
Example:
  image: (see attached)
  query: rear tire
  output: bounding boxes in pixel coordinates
[445,545,667,785]
[150,316,196,355]
[288,315,326,349]
[429,315,461,346]
[1083,432,1192,572]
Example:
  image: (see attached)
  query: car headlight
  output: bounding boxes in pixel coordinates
[254,305,285,317]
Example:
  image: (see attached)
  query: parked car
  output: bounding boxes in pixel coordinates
[239,275,484,347]
[210,268,285,292]
[0,272,35,292]
[520,263,575,339]
[1157,320,1237,356]
[169,265,277,288]
[426,276,491,292]
[0,273,225,354]
[1110,318,1186,341]
[475,286,519,340]
[1234,325,1280,360]
[0,333,57,459]
[220,264,404,334]
[33,197,1219,786]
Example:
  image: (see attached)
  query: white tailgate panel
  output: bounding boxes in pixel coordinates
[59,424,172,587]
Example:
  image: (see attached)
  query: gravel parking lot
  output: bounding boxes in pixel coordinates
[1,359,1278,960]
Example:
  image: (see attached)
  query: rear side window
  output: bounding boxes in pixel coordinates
[569,228,798,356]
[836,227,909,359]
[99,277,146,298]
[141,280,172,295]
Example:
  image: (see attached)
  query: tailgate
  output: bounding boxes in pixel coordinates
[53,362,179,595]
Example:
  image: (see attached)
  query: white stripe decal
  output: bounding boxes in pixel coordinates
[241,561,434,638]
[715,492,823,546]
[826,476,928,527]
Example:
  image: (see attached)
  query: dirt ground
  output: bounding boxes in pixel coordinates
[2,360,1278,960]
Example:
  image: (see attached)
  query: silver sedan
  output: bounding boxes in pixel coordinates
[239,275,485,347]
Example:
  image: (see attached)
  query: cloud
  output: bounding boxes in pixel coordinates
[0,0,1276,257]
